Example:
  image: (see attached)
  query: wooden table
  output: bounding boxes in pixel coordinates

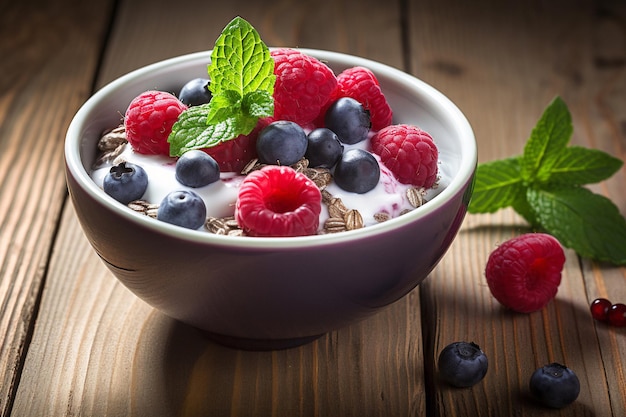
[2,0,625,415]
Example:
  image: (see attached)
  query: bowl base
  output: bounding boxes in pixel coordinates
[202,331,324,351]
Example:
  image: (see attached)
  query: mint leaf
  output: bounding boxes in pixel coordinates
[468,157,525,213]
[210,17,275,96]
[521,96,572,183]
[546,146,623,186]
[169,105,237,155]
[527,186,626,265]
[168,16,275,157]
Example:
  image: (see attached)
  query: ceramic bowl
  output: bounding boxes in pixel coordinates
[64,49,476,350]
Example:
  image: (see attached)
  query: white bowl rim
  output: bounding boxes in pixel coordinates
[65,49,476,249]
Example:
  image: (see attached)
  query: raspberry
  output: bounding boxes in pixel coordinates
[485,233,566,313]
[202,116,272,172]
[271,48,338,127]
[337,66,393,130]
[235,165,322,237]
[370,124,439,188]
[124,90,187,156]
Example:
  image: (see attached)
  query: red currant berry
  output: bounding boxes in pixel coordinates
[590,298,612,322]
[607,303,626,327]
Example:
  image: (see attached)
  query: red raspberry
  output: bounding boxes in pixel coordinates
[202,117,273,173]
[235,165,322,237]
[485,233,566,313]
[370,124,438,188]
[337,66,393,130]
[124,90,187,156]
[271,48,338,127]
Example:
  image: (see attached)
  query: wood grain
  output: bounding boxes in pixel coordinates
[409,0,626,415]
[10,0,421,416]
[2,0,625,416]
[0,0,113,415]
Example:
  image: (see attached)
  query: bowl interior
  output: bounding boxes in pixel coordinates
[65,49,476,248]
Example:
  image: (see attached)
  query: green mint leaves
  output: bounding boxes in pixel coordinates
[168,17,275,156]
[468,96,626,265]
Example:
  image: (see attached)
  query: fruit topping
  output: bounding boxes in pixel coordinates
[333,148,380,194]
[103,162,148,204]
[437,341,488,388]
[324,97,371,145]
[157,190,207,230]
[175,150,220,188]
[305,128,344,169]
[271,48,338,127]
[178,77,212,106]
[529,363,580,409]
[370,124,439,188]
[124,90,188,156]
[235,165,322,237]
[256,120,308,166]
[336,66,393,131]
[485,233,565,313]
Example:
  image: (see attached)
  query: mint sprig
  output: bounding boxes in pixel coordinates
[468,96,626,265]
[168,17,275,156]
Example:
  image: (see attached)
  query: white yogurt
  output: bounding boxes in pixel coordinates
[90,141,448,232]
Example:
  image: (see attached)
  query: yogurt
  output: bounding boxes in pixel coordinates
[90,139,448,233]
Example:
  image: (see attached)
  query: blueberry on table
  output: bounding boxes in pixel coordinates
[529,363,580,409]
[333,148,380,194]
[103,161,148,205]
[256,120,308,166]
[178,78,212,106]
[157,190,207,230]
[437,341,488,388]
[324,97,371,144]
[305,128,343,169]
[175,150,220,188]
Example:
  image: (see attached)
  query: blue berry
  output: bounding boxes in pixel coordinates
[324,97,371,144]
[178,78,212,106]
[333,148,380,194]
[529,363,580,409]
[256,120,308,166]
[103,162,148,205]
[157,190,207,230]
[175,150,220,188]
[305,128,343,169]
[438,341,488,388]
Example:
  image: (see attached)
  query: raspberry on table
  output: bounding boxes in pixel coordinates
[271,48,338,127]
[485,233,566,313]
[235,165,322,237]
[370,124,439,188]
[337,66,393,131]
[124,90,187,156]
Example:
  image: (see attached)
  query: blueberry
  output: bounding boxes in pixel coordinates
[305,128,344,169]
[333,148,380,194]
[529,363,580,409]
[256,120,308,166]
[178,78,212,106]
[324,97,371,144]
[437,341,488,388]
[157,190,207,230]
[103,162,148,205]
[175,150,220,188]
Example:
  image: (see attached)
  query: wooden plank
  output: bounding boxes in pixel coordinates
[0,0,114,415]
[408,0,626,415]
[11,1,422,416]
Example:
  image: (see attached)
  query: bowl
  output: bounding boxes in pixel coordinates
[64,49,476,350]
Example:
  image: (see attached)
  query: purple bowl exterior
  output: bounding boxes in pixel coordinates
[64,50,477,348]
[66,167,472,341]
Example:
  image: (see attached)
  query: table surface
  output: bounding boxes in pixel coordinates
[1,0,625,415]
